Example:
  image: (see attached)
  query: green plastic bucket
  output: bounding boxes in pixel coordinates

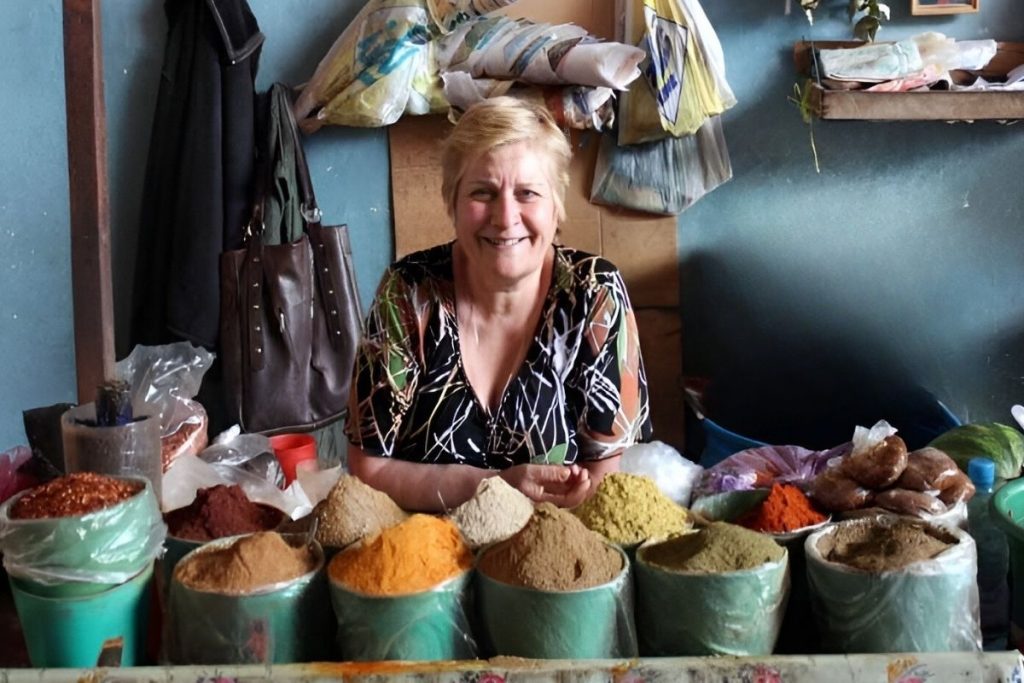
[991,478,1024,650]
[9,561,154,668]
[634,543,789,656]
[165,536,332,664]
[157,535,202,600]
[475,545,637,659]
[0,476,164,587]
[328,570,475,661]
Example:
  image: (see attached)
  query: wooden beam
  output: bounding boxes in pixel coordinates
[63,0,115,403]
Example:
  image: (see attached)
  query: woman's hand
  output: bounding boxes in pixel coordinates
[499,463,591,508]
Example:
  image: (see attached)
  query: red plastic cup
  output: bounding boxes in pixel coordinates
[268,433,317,486]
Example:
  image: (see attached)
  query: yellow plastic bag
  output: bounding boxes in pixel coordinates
[294,0,515,130]
[616,0,732,145]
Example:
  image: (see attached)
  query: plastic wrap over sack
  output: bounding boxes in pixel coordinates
[165,536,332,664]
[0,477,166,586]
[442,72,616,130]
[635,544,789,656]
[329,570,476,661]
[294,0,643,130]
[805,516,982,653]
[294,0,520,129]
[475,546,637,659]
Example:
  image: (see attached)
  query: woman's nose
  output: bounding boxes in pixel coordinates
[492,192,519,229]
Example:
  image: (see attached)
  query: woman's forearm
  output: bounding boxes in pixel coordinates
[347,445,493,512]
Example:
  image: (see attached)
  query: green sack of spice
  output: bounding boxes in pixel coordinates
[0,474,166,586]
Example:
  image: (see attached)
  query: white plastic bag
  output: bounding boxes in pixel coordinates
[161,454,341,520]
[616,0,734,144]
[620,440,702,507]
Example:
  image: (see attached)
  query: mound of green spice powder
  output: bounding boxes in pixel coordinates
[642,522,784,573]
[572,472,691,545]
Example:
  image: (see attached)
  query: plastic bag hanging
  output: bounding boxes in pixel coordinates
[615,0,734,145]
[590,114,732,215]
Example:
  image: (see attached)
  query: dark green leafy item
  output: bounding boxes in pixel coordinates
[928,423,1024,480]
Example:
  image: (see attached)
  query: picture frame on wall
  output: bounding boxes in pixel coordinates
[911,0,979,15]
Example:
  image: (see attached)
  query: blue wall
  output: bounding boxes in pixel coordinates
[0,0,392,449]
[685,2,1024,447]
[0,2,76,449]
[0,0,1021,451]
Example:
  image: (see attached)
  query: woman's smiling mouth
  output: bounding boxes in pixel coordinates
[483,237,527,247]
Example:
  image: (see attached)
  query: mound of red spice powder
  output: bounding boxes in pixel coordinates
[164,484,283,541]
[739,483,826,533]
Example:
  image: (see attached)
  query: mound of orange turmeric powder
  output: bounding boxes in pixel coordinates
[328,514,473,596]
[739,483,826,533]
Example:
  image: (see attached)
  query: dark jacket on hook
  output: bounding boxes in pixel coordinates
[131,0,264,350]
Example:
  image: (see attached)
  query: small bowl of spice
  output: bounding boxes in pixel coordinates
[736,482,830,544]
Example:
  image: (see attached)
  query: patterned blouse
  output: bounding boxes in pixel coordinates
[345,242,653,468]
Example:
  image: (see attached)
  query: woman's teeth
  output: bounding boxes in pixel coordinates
[485,237,525,246]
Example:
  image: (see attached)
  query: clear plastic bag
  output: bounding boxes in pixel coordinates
[116,342,214,470]
[590,114,732,215]
[330,571,477,661]
[615,0,734,145]
[635,545,789,655]
[199,426,283,488]
[294,0,518,130]
[162,452,341,520]
[805,516,981,653]
[0,477,166,586]
[694,443,850,499]
[476,551,636,659]
[164,536,333,664]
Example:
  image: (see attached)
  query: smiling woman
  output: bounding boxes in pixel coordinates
[344,97,653,513]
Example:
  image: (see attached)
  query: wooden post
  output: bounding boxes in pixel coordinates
[63,0,115,402]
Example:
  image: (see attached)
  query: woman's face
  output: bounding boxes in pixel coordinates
[453,142,558,288]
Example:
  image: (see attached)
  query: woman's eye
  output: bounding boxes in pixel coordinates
[469,188,494,199]
[517,189,539,199]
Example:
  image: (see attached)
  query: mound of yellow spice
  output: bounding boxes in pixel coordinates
[328,514,473,596]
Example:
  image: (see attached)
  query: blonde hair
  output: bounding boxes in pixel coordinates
[441,97,572,222]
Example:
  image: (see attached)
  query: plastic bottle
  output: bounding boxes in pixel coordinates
[967,457,1010,650]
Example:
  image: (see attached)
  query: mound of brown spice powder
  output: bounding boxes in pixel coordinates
[174,531,315,594]
[478,502,623,592]
[164,484,283,541]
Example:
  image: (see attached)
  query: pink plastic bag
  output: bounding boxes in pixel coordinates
[0,445,37,504]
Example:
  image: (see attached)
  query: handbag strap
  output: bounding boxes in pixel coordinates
[280,87,321,228]
[280,86,349,348]
[241,132,271,371]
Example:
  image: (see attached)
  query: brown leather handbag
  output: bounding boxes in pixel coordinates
[219,89,362,435]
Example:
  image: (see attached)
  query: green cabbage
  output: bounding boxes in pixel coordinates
[928,422,1024,480]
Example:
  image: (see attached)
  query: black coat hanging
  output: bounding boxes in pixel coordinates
[131,0,264,350]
